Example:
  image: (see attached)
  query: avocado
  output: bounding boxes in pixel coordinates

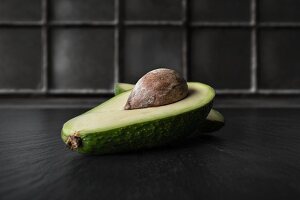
[62,82,215,154]
[114,83,225,133]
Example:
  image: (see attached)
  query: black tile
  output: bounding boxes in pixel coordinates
[191,28,251,89]
[0,28,42,89]
[259,0,300,22]
[50,0,114,21]
[124,0,182,21]
[191,0,250,22]
[0,0,41,21]
[122,28,183,83]
[258,30,300,89]
[50,28,115,90]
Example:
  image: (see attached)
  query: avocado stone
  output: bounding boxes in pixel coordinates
[62,82,215,154]
[113,83,225,132]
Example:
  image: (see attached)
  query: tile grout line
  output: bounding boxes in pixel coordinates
[258,22,300,27]
[124,21,183,26]
[41,0,48,93]
[257,89,300,94]
[0,89,46,94]
[1,105,300,109]
[182,0,188,80]
[49,21,117,26]
[48,88,113,94]
[1,88,300,95]
[250,0,257,93]
[191,22,252,27]
[2,21,300,28]
[216,89,256,94]
[113,0,120,85]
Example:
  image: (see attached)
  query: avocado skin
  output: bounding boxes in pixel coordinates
[63,102,212,154]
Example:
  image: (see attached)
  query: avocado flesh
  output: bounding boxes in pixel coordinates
[62,82,214,154]
[112,83,225,131]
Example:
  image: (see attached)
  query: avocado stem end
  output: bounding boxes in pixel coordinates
[66,134,82,150]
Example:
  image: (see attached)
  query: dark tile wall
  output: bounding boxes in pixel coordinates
[49,0,115,22]
[0,28,42,90]
[124,0,182,21]
[122,27,183,83]
[190,0,250,22]
[0,0,299,95]
[258,29,300,89]
[259,0,300,22]
[0,0,41,22]
[191,28,251,89]
[49,27,115,90]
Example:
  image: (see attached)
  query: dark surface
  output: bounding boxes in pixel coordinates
[0,108,300,200]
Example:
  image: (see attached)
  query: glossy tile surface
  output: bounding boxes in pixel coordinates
[50,0,115,21]
[50,28,115,90]
[0,0,41,21]
[259,0,300,22]
[258,29,300,89]
[191,28,251,89]
[122,28,183,83]
[0,28,42,89]
[124,0,182,21]
[191,0,250,22]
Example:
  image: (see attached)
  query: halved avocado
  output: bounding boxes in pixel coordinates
[113,83,225,132]
[62,82,215,154]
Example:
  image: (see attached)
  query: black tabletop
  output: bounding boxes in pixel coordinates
[0,108,299,200]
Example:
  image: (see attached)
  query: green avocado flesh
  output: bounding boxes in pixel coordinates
[114,83,225,132]
[62,82,215,154]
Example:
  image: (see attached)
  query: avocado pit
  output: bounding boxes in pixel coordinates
[124,68,188,110]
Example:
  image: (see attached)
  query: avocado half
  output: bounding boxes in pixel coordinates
[62,82,215,154]
[114,82,224,133]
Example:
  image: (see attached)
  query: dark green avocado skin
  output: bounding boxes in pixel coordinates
[67,102,212,155]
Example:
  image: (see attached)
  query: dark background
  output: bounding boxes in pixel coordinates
[1,1,300,200]
[0,0,299,97]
